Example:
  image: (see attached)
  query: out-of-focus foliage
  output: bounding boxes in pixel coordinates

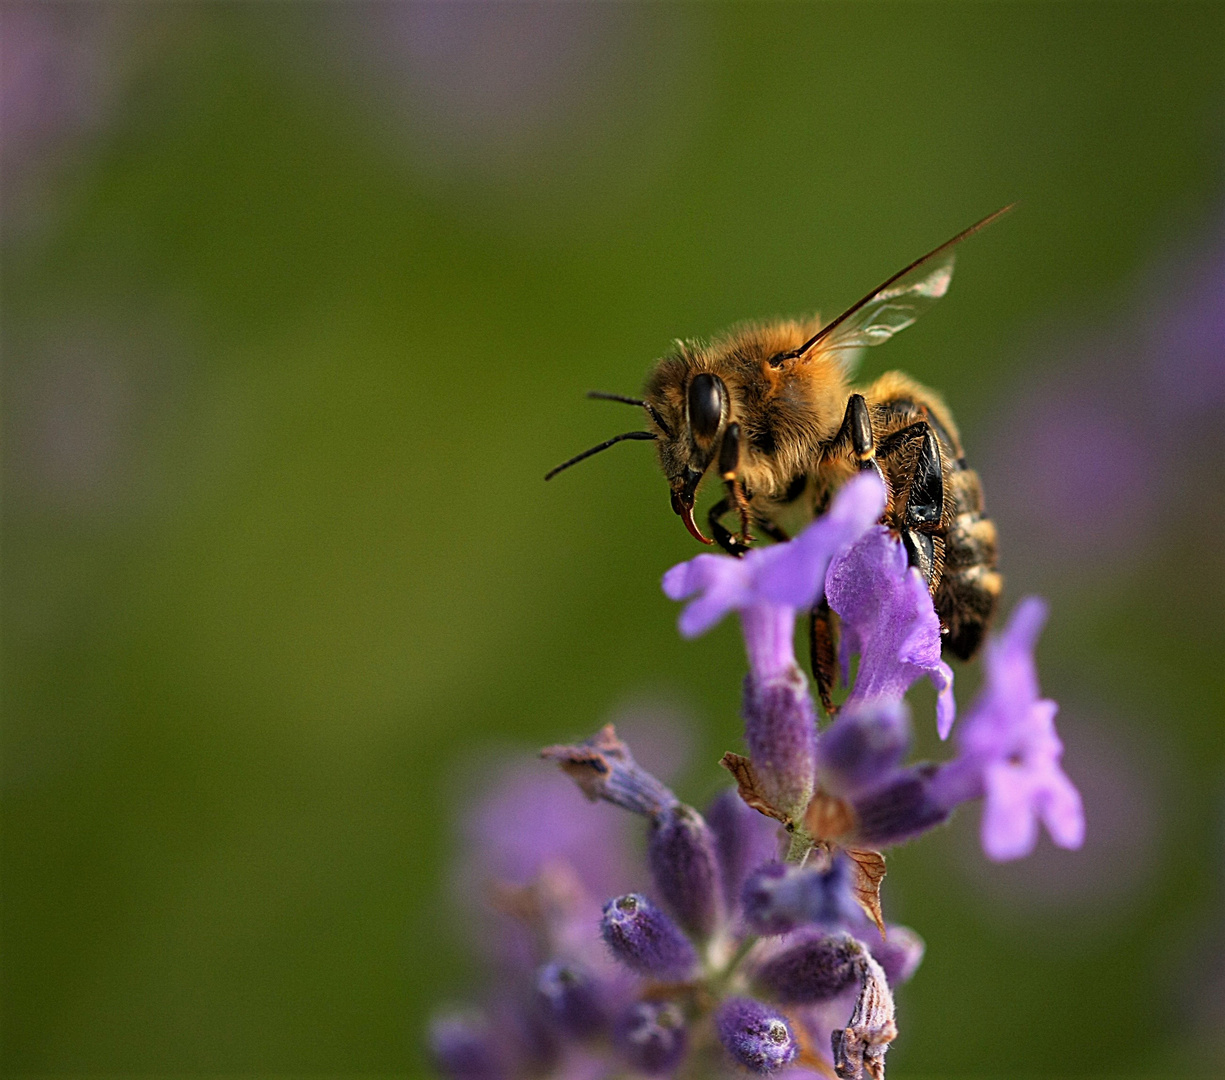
[3,2,1223,1075]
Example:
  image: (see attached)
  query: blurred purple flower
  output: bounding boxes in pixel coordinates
[933,598,1084,861]
[984,212,1225,574]
[1,2,129,226]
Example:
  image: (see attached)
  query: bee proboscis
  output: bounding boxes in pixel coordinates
[547,208,1010,710]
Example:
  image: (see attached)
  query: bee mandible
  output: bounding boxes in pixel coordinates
[546,208,1010,711]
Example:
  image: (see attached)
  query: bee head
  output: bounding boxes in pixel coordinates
[645,370,731,545]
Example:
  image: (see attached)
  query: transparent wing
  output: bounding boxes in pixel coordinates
[821,249,956,353]
[776,206,1014,368]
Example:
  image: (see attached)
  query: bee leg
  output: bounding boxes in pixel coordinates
[755,517,790,544]
[708,497,750,557]
[809,599,840,716]
[716,422,757,549]
[831,394,879,472]
[878,421,945,585]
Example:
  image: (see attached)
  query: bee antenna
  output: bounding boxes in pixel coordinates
[544,431,656,481]
[586,390,673,438]
[587,391,645,406]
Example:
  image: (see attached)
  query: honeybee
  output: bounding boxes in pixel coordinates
[546,209,1009,710]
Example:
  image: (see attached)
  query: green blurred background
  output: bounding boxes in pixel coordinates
[4,2,1225,1076]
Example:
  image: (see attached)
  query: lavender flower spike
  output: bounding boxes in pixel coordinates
[541,724,677,818]
[826,526,956,739]
[931,597,1085,861]
[715,997,798,1073]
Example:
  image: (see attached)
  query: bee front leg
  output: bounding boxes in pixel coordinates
[718,423,755,547]
[708,496,750,557]
[809,598,840,716]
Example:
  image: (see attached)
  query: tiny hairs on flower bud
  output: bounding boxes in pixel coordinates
[647,803,725,939]
[600,893,698,979]
[753,930,863,1004]
[715,996,798,1074]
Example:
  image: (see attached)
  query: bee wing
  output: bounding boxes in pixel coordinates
[819,249,956,354]
[783,206,1014,367]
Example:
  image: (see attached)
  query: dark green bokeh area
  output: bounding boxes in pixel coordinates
[4,3,1224,1076]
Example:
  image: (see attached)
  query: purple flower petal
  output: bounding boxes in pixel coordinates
[662,472,886,679]
[825,526,956,738]
[933,597,1085,862]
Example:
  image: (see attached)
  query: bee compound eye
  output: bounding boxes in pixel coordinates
[687,373,725,441]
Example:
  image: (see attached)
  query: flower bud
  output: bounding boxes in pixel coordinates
[816,698,910,798]
[612,1001,688,1075]
[714,997,797,1074]
[648,804,724,939]
[600,893,698,979]
[705,787,782,907]
[533,961,605,1039]
[429,1012,506,1080]
[741,863,808,936]
[753,931,862,1004]
[740,859,861,936]
[742,666,818,822]
[541,725,676,817]
[870,924,925,987]
[849,766,948,847]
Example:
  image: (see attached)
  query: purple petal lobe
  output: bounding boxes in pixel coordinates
[600,893,698,979]
[647,804,725,940]
[715,997,798,1074]
[933,597,1085,862]
[662,473,886,674]
[754,472,888,607]
[826,527,956,737]
[612,1001,688,1075]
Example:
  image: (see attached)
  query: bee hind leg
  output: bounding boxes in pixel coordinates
[809,599,840,716]
[878,421,944,585]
